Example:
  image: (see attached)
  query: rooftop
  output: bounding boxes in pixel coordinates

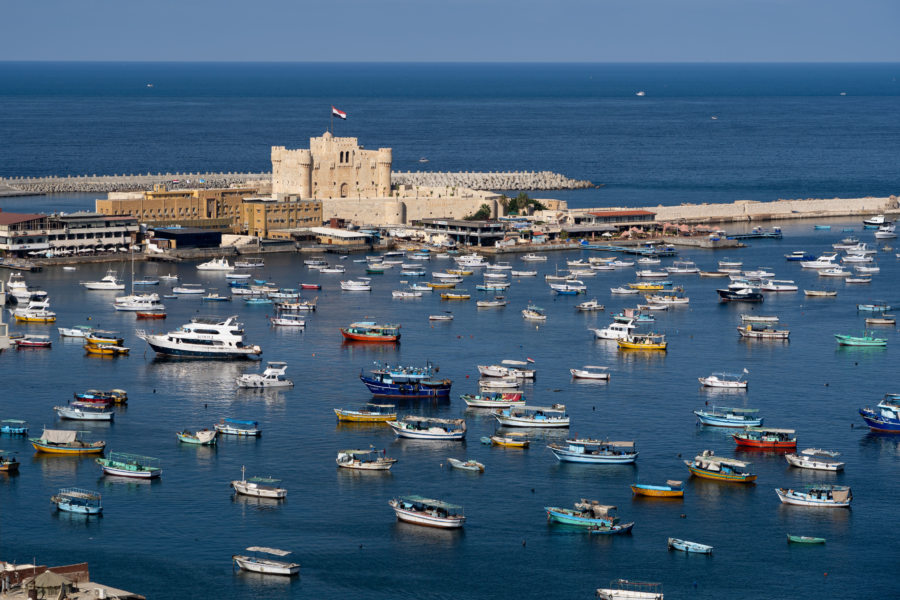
[587,210,656,217]
[0,212,46,225]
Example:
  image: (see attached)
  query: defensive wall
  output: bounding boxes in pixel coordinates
[644,195,900,224]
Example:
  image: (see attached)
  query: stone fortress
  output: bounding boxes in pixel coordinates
[272,132,505,225]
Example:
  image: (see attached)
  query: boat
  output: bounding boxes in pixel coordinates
[866,314,896,326]
[14,335,52,348]
[234,258,264,268]
[494,404,569,428]
[96,452,161,479]
[136,311,166,319]
[630,481,684,498]
[13,307,56,323]
[137,315,262,359]
[388,416,466,440]
[628,281,672,291]
[635,269,668,278]
[84,342,130,356]
[549,282,586,295]
[570,366,610,380]
[201,292,231,302]
[1,419,28,435]
[231,465,286,498]
[244,297,273,305]
[857,302,892,312]
[644,291,689,305]
[392,290,423,299]
[803,289,837,297]
[521,253,548,262]
[699,270,729,277]
[785,448,845,471]
[489,433,529,448]
[446,457,484,472]
[215,418,261,437]
[7,272,39,302]
[694,406,763,428]
[176,429,217,445]
[476,296,507,308]
[320,265,346,274]
[814,225,831,230]
[863,214,889,226]
[787,535,826,544]
[785,251,815,261]
[597,580,664,600]
[340,280,371,291]
[336,448,397,470]
[479,377,520,391]
[684,450,756,482]
[461,392,524,408]
[133,278,159,286]
[668,538,713,554]
[81,269,125,290]
[340,321,401,342]
[610,287,639,295]
[114,293,165,312]
[544,500,634,534]
[617,333,667,351]
[55,403,114,421]
[51,488,102,516]
[718,258,742,268]
[236,361,293,388]
[591,321,635,340]
[58,325,94,338]
[232,547,300,576]
[300,283,321,290]
[478,360,535,379]
[858,394,900,432]
[0,451,19,473]
[800,253,839,269]
[440,291,470,300]
[698,371,748,389]
[760,279,798,292]
[665,261,699,274]
[269,314,306,327]
[389,495,465,529]
[196,257,234,271]
[275,298,317,311]
[510,270,537,277]
[159,274,179,281]
[576,298,604,311]
[304,258,328,268]
[717,288,763,302]
[522,304,547,321]
[475,283,509,292]
[172,284,206,294]
[732,427,796,449]
[360,362,452,398]
[636,257,661,265]
[74,389,127,404]
[30,429,105,455]
[548,439,637,463]
[334,403,397,423]
[874,224,897,239]
[819,267,850,277]
[776,485,852,508]
[737,324,790,339]
[834,332,887,347]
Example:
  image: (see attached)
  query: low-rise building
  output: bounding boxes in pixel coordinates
[237,197,322,238]
[150,227,222,249]
[418,218,507,247]
[0,211,138,257]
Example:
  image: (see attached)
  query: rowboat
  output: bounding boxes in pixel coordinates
[55,403,114,421]
[865,315,895,326]
[429,313,454,321]
[440,291,470,300]
[340,280,371,291]
[510,270,537,277]
[51,488,102,515]
[215,418,261,437]
[685,451,756,483]
[387,416,466,440]
[478,377,520,390]
[96,452,162,479]
[446,457,484,472]
[461,392,524,408]
[494,404,569,428]
[618,333,667,351]
[231,466,287,498]
[804,290,837,297]
[389,496,465,529]
[545,500,633,534]
[834,333,887,347]
[694,406,763,428]
[699,270,729,277]
[668,538,713,554]
[340,322,401,342]
[336,448,397,470]
[136,311,166,319]
[785,448,844,471]
[30,429,105,455]
[334,403,397,423]
[426,281,457,289]
[232,547,300,576]
[596,580,664,600]
[732,427,796,449]
[489,433,530,448]
[548,439,637,463]
[14,335,52,348]
[476,296,507,308]
[570,366,610,380]
[610,287,640,295]
[630,481,683,498]
[176,429,217,445]
[787,535,826,544]
[698,371,748,389]
[857,302,892,312]
[575,299,604,312]
[776,485,852,508]
[737,324,790,339]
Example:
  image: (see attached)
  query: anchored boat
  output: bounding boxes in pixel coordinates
[236,361,293,388]
[668,538,713,554]
[336,448,397,471]
[359,362,451,398]
[545,500,634,534]
[340,321,401,342]
[333,403,397,423]
[232,547,300,576]
[176,429,217,445]
[631,481,684,498]
[859,394,900,432]
[685,450,756,483]
[231,466,286,498]
[51,488,102,515]
[389,495,465,529]
[694,406,763,428]
[494,404,569,428]
[136,316,262,359]
[785,448,845,471]
[548,439,637,464]
[96,452,162,479]
[776,484,852,508]
[387,416,466,440]
[30,429,105,455]
[215,418,261,437]
[732,427,796,449]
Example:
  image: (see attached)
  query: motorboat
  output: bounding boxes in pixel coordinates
[521,253,548,262]
[630,481,683,498]
[269,314,305,327]
[320,265,346,273]
[858,394,900,432]
[834,332,887,347]
[360,362,452,398]
[30,429,105,455]
[737,324,790,339]
[446,458,484,472]
[232,547,300,576]
[544,500,634,534]
[819,267,850,277]
[81,269,125,290]
[618,333,667,351]
[863,214,888,226]
[337,448,397,470]
[800,253,839,269]
[718,258,742,269]
[548,439,637,463]
[785,448,845,471]
[740,314,778,323]
[596,580,664,600]
[549,282,586,295]
[55,402,114,421]
[176,429,217,445]
[694,406,762,428]
[236,361,293,388]
[196,257,234,271]
[685,450,756,483]
[460,392,524,408]
[489,433,530,448]
[478,377,520,391]
[215,418,261,436]
[172,284,206,294]
[494,404,569,428]
[333,403,397,423]
[803,289,837,297]
[732,427,796,449]
[776,485,851,508]
[114,293,165,312]
[96,452,161,479]
[477,359,535,379]
[570,366,610,380]
[387,416,466,440]
[136,315,262,359]
[635,269,668,278]
[591,321,635,340]
[1,419,28,435]
[389,496,465,528]
[698,371,748,389]
[610,286,639,295]
[760,280,798,292]
[341,280,372,291]
[476,296,507,308]
[717,288,763,302]
[234,258,264,268]
[340,322,401,342]
[231,466,287,498]
[636,257,660,265]
[14,335,52,348]
[393,289,423,298]
[429,313,455,320]
[522,304,547,321]
[668,538,713,554]
[785,251,814,261]
[510,270,537,277]
[665,261,699,274]
[874,224,897,239]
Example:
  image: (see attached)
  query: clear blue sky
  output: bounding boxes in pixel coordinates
[3,0,899,62]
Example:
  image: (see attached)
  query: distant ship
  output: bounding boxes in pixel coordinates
[146,83,154,88]
[418,157,429,163]
[635,91,646,97]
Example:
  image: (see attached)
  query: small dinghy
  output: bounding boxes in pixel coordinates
[668,537,713,554]
[446,457,485,472]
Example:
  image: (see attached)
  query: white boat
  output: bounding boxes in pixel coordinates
[494,404,569,428]
[196,257,234,271]
[800,253,839,269]
[635,269,668,278]
[576,298,604,311]
[610,287,639,295]
[114,293,165,312]
[159,274,179,282]
[844,242,877,255]
[637,257,661,265]
[742,268,775,278]
[389,496,465,529]
[483,272,508,280]
[775,485,851,508]
[269,314,305,327]
[486,262,512,271]
[81,269,125,290]
[693,406,763,428]
[698,371,748,389]
[232,547,299,576]
[428,313,454,321]
[231,466,287,498]
[819,267,850,277]
[54,404,114,421]
[58,325,94,338]
[549,282,586,294]
[136,315,262,359]
[477,296,507,307]
[410,283,433,292]
[668,538,713,554]
[740,314,779,323]
[7,272,39,302]
[718,258,743,268]
[570,366,610,380]
[522,305,547,321]
[874,224,897,239]
[760,279,798,292]
[234,258,265,268]
[567,259,589,267]
[785,449,845,471]
[320,265,346,273]
[591,321,635,340]
[478,377,520,390]
[665,261,700,274]
[387,416,466,440]
[172,284,206,294]
[336,448,397,470]
[521,254,548,262]
[477,359,535,379]
[341,280,371,291]
[510,270,537,277]
[597,579,664,600]
[446,458,485,472]
[236,362,293,388]
[841,253,873,263]
[855,264,880,274]
[392,290,423,298]
[863,214,888,226]
[461,392,524,408]
[610,260,634,267]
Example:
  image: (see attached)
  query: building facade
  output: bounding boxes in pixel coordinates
[0,211,138,257]
[237,197,323,238]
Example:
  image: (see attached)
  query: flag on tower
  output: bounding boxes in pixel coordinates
[332,106,347,120]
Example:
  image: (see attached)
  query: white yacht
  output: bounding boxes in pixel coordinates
[874,224,897,239]
[7,272,35,302]
[81,269,125,290]
[114,293,165,312]
[236,362,293,388]
[590,321,635,340]
[136,315,262,359]
[863,214,888,226]
[196,257,234,271]
[799,253,839,269]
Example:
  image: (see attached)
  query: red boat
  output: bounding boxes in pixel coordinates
[136,312,166,319]
[301,283,321,290]
[340,321,401,342]
[733,427,796,449]
[14,335,52,348]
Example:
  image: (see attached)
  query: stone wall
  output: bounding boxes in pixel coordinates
[645,196,900,223]
[322,193,502,226]
[392,170,593,190]
[3,172,268,194]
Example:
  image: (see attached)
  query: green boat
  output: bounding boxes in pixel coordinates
[366,265,388,274]
[96,452,162,479]
[787,534,826,544]
[834,332,887,347]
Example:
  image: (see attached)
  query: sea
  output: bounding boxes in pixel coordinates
[1,63,899,599]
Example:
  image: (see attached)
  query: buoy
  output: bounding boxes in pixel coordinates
[153,389,156,394]
[825,383,829,387]
[531,488,535,493]
[680,514,687,519]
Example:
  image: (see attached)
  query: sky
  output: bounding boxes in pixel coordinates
[2,0,899,62]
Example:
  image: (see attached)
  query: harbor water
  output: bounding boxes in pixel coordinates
[0,219,898,598]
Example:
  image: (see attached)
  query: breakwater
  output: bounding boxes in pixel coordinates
[0,170,593,195]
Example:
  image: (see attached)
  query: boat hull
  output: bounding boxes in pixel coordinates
[858,408,900,432]
[776,489,850,508]
[146,340,261,359]
[388,424,465,440]
[392,506,465,528]
[32,441,105,455]
[360,375,451,398]
[733,436,796,449]
[687,464,756,483]
[333,409,396,423]
[550,448,637,464]
[495,416,569,428]
[233,556,299,576]
[99,464,161,479]
[694,412,763,428]
[340,330,399,342]
[630,484,683,498]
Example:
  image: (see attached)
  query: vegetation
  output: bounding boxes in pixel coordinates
[502,192,547,214]
[464,203,493,221]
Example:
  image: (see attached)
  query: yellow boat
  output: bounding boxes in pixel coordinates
[617,333,667,351]
[14,313,56,323]
[446,269,473,276]
[490,433,530,448]
[631,480,684,498]
[30,429,106,455]
[628,282,666,291]
[441,291,471,300]
[86,331,124,346]
[84,343,130,356]
[427,281,457,289]
[334,403,397,423]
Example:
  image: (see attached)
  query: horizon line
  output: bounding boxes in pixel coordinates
[2,59,900,65]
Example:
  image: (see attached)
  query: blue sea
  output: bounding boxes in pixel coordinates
[1,64,900,599]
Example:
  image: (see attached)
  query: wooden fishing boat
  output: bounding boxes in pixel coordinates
[340,321,401,342]
[865,314,896,326]
[440,291,470,300]
[804,289,837,297]
[737,324,790,339]
[136,311,166,319]
[0,451,20,473]
[387,416,466,440]
[489,432,529,448]
[476,296,508,308]
[231,466,287,498]
[428,313,454,321]
[300,283,321,290]
[30,429,105,455]
[618,333,667,351]
[575,298,604,311]
[597,580,664,600]
[85,330,124,346]
[51,488,102,515]
[232,547,300,576]
[628,281,671,291]
[698,372,748,389]
[548,439,637,463]
[732,427,796,449]
[176,429,217,445]
[334,403,397,423]
[685,451,756,483]
[785,448,844,471]
[426,281,457,289]
[699,270,729,277]
[545,500,634,534]
[570,366,610,380]
[389,495,465,528]
[494,404,569,428]
[694,406,763,428]
[96,452,162,479]
[630,481,683,498]
[446,457,485,472]
[668,538,713,554]
[835,332,887,347]
[55,402,114,421]
[336,448,397,470]
[740,314,779,323]
[215,418,261,437]
[522,304,547,321]
[776,485,852,508]
[75,389,127,404]
[787,534,826,544]
[461,392,523,408]
[84,342,130,356]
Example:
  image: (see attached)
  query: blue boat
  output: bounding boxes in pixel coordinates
[244,297,273,305]
[215,418,261,436]
[547,439,638,464]
[784,251,814,261]
[694,406,763,428]
[359,362,452,398]
[229,280,250,288]
[545,500,634,534]
[859,394,900,433]
[814,225,832,230]
[0,419,28,435]
[51,488,103,515]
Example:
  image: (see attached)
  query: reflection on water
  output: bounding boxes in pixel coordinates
[390,520,466,546]
[98,474,156,489]
[231,493,285,511]
[52,509,104,526]
[859,432,900,454]
[30,454,93,477]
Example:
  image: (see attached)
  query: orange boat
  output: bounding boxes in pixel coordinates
[340,321,401,342]
[732,427,796,449]
[136,312,166,319]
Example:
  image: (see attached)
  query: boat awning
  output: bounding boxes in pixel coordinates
[400,495,462,510]
[41,429,77,444]
[245,547,291,557]
[705,456,750,467]
[715,407,759,413]
[609,441,635,449]
[501,360,529,366]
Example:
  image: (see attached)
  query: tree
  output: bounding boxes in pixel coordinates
[507,192,547,214]
[464,204,492,221]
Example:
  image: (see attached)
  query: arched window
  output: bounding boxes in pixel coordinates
[340,183,349,198]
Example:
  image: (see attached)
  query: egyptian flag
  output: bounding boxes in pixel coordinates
[332,106,347,120]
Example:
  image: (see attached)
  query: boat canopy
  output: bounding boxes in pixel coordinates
[711,406,759,414]
[248,476,281,484]
[501,359,530,366]
[245,547,292,557]
[58,488,101,501]
[801,448,840,457]
[400,495,462,511]
[402,416,464,425]
[41,429,78,444]
[107,452,160,466]
[746,427,795,434]
[223,418,259,427]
